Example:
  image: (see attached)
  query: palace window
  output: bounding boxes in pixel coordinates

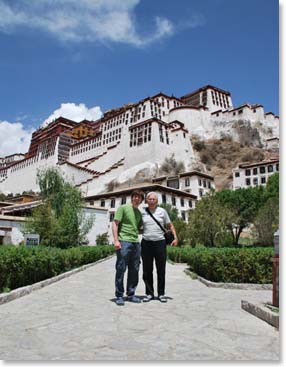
[245,178,251,186]
[260,166,266,174]
[167,178,179,189]
[130,123,152,147]
[185,178,190,187]
[159,125,164,143]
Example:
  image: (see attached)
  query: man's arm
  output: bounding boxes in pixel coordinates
[112,220,121,250]
[166,222,178,247]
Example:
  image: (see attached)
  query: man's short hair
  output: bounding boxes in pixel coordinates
[131,190,144,201]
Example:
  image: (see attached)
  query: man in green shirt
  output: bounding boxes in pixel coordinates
[112,190,144,306]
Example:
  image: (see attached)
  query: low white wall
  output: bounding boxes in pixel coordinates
[0,216,25,245]
[82,207,109,245]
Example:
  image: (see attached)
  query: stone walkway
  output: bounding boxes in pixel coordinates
[0,257,280,361]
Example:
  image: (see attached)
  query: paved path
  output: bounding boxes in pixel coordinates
[0,257,279,361]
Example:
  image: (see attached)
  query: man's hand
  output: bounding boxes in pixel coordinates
[114,240,121,250]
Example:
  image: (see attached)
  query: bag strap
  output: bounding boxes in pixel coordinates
[145,208,166,234]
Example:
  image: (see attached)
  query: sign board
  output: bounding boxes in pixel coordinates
[24,234,40,247]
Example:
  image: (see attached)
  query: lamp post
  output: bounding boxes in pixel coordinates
[272,230,279,307]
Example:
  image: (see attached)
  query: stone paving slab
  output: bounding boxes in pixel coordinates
[0,256,280,361]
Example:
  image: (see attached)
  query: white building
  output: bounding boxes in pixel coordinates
[266,137,279,150]
[0,85,279,197]
[232,159,279,189]
[152,171,214,198]
[0,153,26,169]
[86,183,197,240]
[0,201,109,246]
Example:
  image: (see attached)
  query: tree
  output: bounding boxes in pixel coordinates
[265,172,279,199]
[188,192,236,247]
[0,192,7,201]
[96,232,110,245]
[215,186,266,246]
[25,168,94,248]
[25,202,59,247]
[172,219,190,247]
[160,154,185,175]
[159,203,179,222]
[253,197,279,246]
[250,172,279,245]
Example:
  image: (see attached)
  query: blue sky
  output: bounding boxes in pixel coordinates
[0,0,279,156]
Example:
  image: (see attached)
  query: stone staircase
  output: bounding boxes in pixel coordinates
[74,157,125,188]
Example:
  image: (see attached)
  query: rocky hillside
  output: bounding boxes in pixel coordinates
[104,118,279,192]
[191,135,279,190]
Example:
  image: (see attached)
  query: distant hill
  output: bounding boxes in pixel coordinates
[191,136,273,190]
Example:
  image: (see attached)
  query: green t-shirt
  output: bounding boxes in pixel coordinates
[114,204,142,243]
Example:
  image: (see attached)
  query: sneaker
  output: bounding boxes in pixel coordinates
[128,295,141,303]
[115,297,125,306]
[143,295,154,302]
[158,295,167,303]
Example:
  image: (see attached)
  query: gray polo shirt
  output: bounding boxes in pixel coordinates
[141,206,171,241]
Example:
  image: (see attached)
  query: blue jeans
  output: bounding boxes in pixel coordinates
[115,241,141,298]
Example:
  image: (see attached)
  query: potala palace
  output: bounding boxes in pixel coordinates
[0,84,280,244]
[0,85,279,197]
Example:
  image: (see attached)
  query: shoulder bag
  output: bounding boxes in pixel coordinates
[145,208,175,245]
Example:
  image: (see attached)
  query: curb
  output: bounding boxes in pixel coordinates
[241,300,279,329]
[0,254,115,306]
[184,269,272,290]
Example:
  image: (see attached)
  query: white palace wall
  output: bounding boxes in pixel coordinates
[0,86,279,197]
[1,154,58,194]
[168,107,211,136]
[60,163,93,186]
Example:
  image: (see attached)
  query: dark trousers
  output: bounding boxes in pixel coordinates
[115,241,141,298]
[141,239,167,297]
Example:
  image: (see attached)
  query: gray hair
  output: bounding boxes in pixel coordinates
[146,191,158,200]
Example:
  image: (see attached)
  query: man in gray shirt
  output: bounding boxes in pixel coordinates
[141,192,178,302]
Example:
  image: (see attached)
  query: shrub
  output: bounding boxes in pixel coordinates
[160,154,185,175]
[193,140,206,151]
[167,246,273,283]
[0,245,115,293]
[96,232,110,245]
[201,153,213,165]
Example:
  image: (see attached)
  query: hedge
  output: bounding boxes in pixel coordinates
[0,245,115,293]
[167,246,273,284]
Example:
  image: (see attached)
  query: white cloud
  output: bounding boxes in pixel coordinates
[0,120,34,157]
[0,0,200,47]
[43,102,103,126]
[0,102,102,156]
